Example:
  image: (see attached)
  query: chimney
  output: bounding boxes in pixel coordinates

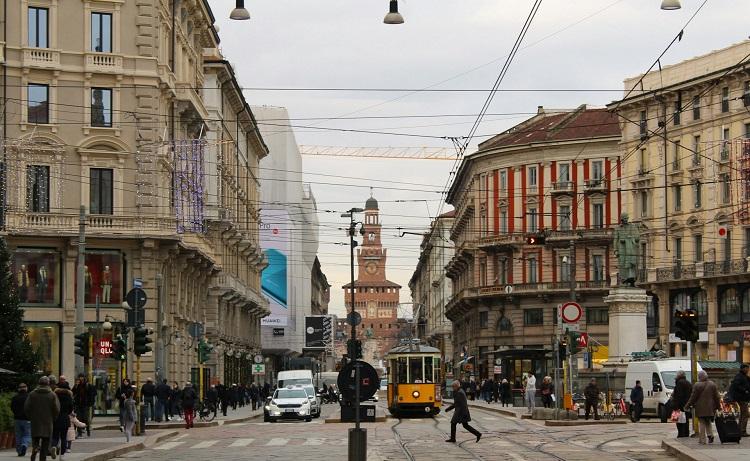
[537,106,544,114]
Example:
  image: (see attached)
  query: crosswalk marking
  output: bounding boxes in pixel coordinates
[229,438,254,447]
[155,441,184,450]
[266,438,289,446]
[192,440,219,449]
[638,439,660,446]
[174,434,190,440]
[302,438,325,446]
[605,441,627,447]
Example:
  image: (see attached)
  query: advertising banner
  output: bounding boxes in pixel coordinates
[260,209,289,326]
[305,316,332,349]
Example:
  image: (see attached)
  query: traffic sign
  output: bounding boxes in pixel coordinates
[346,311,362,326]
[561,301,582,323]
[188,322,204,338]
[125,288,147,310]
[563,323,580,332]
[252,364,265,375]
[504,285,513,294]
[337,360,379,402]
[133,278,143,288]
[254,354,263,364]
[577,332,589,348]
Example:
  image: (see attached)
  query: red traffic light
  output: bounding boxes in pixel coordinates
[525,235,546,245]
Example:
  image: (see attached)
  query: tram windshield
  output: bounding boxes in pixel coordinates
[394,356,437,383]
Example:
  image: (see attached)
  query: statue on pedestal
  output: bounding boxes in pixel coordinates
[614,213,640,287]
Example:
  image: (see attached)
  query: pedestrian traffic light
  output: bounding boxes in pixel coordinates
[568,331,582,354]
[133,327,153,356]
[525,234,546,245]
[74,332,90,359]
[197,339,213,364]
[558,341,567,363]
[347,339,362,359]
[675,309,699,342]
[112,334,127,361]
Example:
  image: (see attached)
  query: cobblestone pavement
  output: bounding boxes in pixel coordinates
[109,403,680,461]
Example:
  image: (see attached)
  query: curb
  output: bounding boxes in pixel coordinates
[661,439,715,461]
[446,400,521,419]
[79,430,177,461]
[545,419,627,426]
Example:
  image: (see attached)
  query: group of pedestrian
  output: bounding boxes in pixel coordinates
[455,377,513,406]
[12,375,89,461]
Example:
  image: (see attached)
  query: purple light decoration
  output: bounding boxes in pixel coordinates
[172,139,206,234]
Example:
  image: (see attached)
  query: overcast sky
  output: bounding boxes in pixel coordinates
[209,0,750,317]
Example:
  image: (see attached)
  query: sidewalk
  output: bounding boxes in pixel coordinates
[444,398,537,419]
[662,437,746,461]
[0,405,263,461]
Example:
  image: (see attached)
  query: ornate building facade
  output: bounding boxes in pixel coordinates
[445,106,623,383]
[609,40,750,361]
[1,0,268,408]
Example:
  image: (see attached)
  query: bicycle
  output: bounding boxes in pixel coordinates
[197,400,217,422]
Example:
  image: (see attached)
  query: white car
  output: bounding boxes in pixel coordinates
[302,385,322,418]
[264,387,313,422]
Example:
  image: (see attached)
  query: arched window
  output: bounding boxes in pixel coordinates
[720,287,739,324]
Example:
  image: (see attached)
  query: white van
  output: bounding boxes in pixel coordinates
[277,370,314,388]
[624,359,703,422]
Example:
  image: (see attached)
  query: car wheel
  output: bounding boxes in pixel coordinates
[305,417,312,422]
[263,414,269,422]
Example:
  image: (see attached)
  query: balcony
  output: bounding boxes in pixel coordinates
[546,227,613,243]
[651,259,750,283]
[4,211,177,238]
[584,178,607,194]
[656,264,696,282]
[551,181,574,196]
[84,52,123,74]
[704,259,749,277]
[477,233,526,249]
[23,48,60,69]
[212,272,270,317]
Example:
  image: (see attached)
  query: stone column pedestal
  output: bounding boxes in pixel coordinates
[604,287,651,363]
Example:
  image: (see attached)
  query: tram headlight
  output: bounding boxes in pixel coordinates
[412,390,420,398]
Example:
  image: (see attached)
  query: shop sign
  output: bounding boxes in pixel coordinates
[97,339,112,356]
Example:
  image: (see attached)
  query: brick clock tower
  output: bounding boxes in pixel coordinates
[343,196,401,361]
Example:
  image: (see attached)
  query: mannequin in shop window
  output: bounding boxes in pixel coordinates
[84,265,93,303]
[17,264,29,303]
[101,266,112,304]
[36,266,48,303]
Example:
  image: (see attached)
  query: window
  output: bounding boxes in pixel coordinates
[479,311,489,329]
[692,95,700,120]
[639,148,648,173]
[591,161,603,181]
[722,87,730,113]
[26,165,50,212]
[495,256,508,285]
[90,168,113,215]
[593,203,604,229]
[720,287,740,324]
[559,205,571,231]
[91,12,112,52]
[723,230,732,262]
[672,141,680,170]
[28,7,49,48]
[692,135,701,166]
[500,210,507,233]
[721,128,730,161]
[592,254,604,281]
[640,191,648,217]
[499,170,507,191]
[28,84,49,124]
[673,97,681,125]
[674,237,682,262]
[586,308,609,325]
[528,166,537,188]
[746,228,750,257]
[721,173,731,204]
[746,123,750,139]
[527,257,537,283]
[693,181,702,209]
[523,309,543,326]
[559,255,570,282]
[528,208,537,232]
[559,163,570,182]
[639,110,647,137]
[673,185,682,211]
[694,235,702,262]
[91,88,112,127]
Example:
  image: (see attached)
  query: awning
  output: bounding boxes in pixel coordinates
[490,348,552,359]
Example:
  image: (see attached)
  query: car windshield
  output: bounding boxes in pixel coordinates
[661,371,692,390]
[279,378,310,387]
[276,389,307,399]
[380,379,387,388]
[303,387,315,397]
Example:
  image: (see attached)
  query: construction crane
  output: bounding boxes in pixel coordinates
[299,145,457,160]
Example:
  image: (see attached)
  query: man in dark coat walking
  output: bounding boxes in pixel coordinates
[584,378,600,420]
[181,383,198,429]
[444,381,481,443]
[630,380,644,422]
[672,370,693,438]
[25,376,60,461]
[155,379,171,422]
[727,363,750,436]
[11,383,31,456]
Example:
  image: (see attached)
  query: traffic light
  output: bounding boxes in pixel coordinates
[112,334,127,361]
[558,340,567,363]
[74,332,90,359]
[197,339,213,364]
[133,327,153,356]
[675,309,699,342]
[347,339,362,359]
[525,234,546,245]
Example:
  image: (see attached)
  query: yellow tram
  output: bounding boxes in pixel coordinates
[385,343,442,416]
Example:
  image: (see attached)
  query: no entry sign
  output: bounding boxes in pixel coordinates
[561,301,582,323]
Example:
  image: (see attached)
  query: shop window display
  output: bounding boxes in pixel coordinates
[25,323,60,376]
[12,249,60,305]
[75,250,123,306]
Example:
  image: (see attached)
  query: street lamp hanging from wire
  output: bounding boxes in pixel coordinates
[384,0,404,24]
[230,0,251,20]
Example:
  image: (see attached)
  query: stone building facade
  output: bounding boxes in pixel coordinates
[444,106,623,383]
[409,211,455,371]
[609,40,750,361]
[0,0,268,408]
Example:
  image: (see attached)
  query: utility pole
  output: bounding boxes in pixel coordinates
[156,274,164,382]
[564,239,577,407]
[75,206,87,376]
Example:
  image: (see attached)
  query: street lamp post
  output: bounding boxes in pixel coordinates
[342,207,366,461]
